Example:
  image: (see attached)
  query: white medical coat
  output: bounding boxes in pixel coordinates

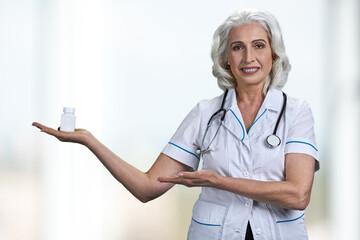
[162,87,319,240]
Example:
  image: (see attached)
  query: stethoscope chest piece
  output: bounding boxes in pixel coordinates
[266,134,281,148]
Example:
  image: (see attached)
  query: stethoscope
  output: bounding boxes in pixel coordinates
[196,89,287,155]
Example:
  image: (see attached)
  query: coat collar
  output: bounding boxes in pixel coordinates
[223,87,283,113]
[263,87,284,112]
[220,87,285,142]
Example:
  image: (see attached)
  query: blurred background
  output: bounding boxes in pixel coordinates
[0,0,359,239]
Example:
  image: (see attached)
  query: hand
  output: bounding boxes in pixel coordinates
[157,169,221,188]
[32,122,92,145]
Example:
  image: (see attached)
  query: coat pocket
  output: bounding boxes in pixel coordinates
[187,200,227,240]
[273,209,308,240]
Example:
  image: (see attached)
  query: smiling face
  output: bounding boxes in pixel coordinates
[227,22,273,90]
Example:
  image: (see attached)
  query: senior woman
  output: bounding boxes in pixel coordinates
[33,9,319,240]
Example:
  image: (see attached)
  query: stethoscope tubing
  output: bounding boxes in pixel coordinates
[266,91,287,148]
[272,92,287,135]
[200,89,287,154]
[206,89,229,126]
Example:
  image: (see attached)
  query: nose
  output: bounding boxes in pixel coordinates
[244,48,255,63]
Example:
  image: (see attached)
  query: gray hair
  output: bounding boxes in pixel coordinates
[211,9,291,94]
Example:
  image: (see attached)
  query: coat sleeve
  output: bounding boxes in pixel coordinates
[162,103,203,170]
[284,100,320,171]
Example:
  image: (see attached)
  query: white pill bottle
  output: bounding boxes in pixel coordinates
[60,107,76,132]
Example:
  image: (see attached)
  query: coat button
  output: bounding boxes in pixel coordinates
[243,171,249,177]
[256,229,262,235]
[245,202,251,207]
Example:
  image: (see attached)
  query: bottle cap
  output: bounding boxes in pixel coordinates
[63,107,75,114]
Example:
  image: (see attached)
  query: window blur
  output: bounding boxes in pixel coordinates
[0,0,359,239]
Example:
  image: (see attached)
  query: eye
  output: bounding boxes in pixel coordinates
[255,43,265,49]
[232,45,243,51]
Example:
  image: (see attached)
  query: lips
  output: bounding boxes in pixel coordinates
[241,67,260,74]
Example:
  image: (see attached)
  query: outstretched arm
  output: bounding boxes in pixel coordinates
[32,122,190,203]
[158,153,315,210]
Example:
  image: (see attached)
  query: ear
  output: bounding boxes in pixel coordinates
[272,52,278,61]
[225,61,231,70]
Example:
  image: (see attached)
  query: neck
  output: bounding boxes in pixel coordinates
[235,85,265,105]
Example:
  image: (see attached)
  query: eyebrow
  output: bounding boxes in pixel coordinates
[230,39,267,46]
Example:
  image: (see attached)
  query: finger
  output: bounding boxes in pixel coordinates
[32,122,45,130]
[157,172,193,182]
[159,178,186,185]
[32,122,54,132]
[158,176,207,187]
[158,176,192,185]
[33,123,61,137]
[177,171,199,179]
[32,122,48,132]
[41,125,56,134]
[157,175,180,182]
[158,172,198,182]
[161,178,203,187]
